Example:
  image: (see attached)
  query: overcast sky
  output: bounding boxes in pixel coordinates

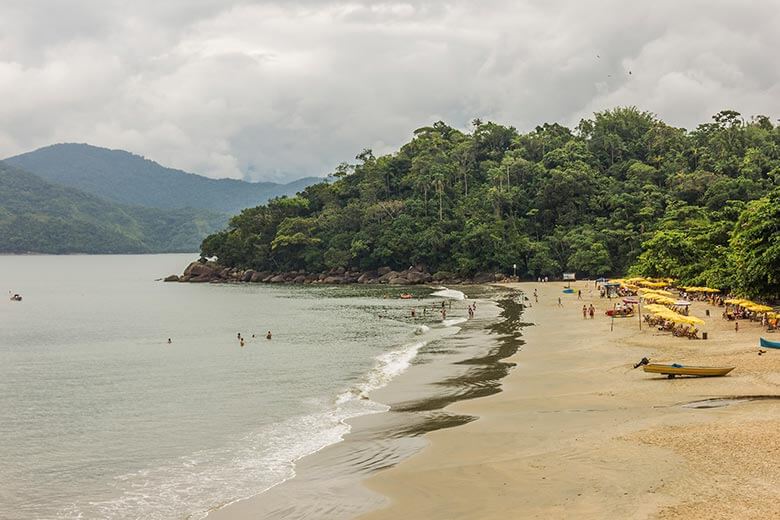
[1,1,778,182]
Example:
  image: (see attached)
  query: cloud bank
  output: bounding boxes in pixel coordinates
[1,0,778,181]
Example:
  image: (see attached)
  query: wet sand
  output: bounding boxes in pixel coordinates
[208,289,527,519]
[360,281,780,519]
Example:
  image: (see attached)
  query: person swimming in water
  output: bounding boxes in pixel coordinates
[266,330,272,340]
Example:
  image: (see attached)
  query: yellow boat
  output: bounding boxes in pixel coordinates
[642,363,735,378]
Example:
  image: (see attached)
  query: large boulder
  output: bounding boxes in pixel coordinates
[387,274,413,285]
[323,276,343,284]
[270,274,287,283]
[250,271,266,283]
[241,270,255,282]
[377,266,392,275]
[433,271,454,281]
[357,273,373,284]
[473,272,495,283]
[183,261,217,278]
[292,275,306,284]
[406,271,432,284]
[164,275,179,282]
[378,270,400,283]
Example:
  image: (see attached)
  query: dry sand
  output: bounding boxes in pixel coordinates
[359,281,780,520]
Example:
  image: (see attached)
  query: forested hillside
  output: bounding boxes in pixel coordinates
[200,108,780,297]
[0,162,226,254]
[5,143,319,214]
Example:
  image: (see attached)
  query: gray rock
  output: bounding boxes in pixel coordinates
[241,270,255,282]
[293,275,306,284]
[164,275,179,282]
[270,274,286,283]
[406,271,432,284]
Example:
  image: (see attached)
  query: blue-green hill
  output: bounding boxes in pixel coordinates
[5,143,319,215]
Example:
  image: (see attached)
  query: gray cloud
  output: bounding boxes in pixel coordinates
[1,0,778,181]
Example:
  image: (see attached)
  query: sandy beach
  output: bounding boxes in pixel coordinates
[360,281,780,519]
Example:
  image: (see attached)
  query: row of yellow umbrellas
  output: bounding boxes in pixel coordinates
[724,298,773,313]
[681,286,721,293]
[643,304,705,326]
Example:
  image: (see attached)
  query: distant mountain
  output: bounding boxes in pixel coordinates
[0,162,227,254]
[5,143,320,215]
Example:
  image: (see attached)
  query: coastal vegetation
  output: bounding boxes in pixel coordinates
[200,108,780,297]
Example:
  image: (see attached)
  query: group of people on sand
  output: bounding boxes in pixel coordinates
[643,314,700,339]
[581,304,595,319]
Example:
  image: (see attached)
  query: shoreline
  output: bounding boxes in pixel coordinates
[358,281,780,519]
[207,285,527,519]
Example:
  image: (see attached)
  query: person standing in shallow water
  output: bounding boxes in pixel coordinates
[266,330,272,340]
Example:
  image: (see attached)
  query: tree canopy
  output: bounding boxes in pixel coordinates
[200,108,780,297]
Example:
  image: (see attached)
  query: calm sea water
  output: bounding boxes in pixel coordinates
[0,254,462,520]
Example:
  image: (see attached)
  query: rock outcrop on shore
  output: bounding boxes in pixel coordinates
[166,260,508,285]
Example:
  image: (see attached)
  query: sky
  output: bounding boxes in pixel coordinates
[1,0,778,182]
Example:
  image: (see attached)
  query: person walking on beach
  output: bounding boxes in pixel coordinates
[735,321,739,333]
[582,305,587,319]
[589,304,595,319]
[577,289,582,300]
[557,297,562,307]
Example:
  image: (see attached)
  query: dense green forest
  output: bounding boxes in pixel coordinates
[0,162,226,254]
[200,108,780,297]
[5,143,318,214]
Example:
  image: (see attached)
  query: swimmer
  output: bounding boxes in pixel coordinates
[266,330,272,340]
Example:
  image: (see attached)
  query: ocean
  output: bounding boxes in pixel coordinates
[0,254,514,520]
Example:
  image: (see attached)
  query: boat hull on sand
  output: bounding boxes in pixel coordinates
[759,337,780,349]
[643,364,734,378]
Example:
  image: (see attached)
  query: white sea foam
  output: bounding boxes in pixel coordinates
[66,407,367,520]
[70,334,431,520]
[430,287,466,300]
[414,324,431,335]
[442,317,468,327]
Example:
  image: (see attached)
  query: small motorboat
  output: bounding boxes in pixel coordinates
[9,293,22,302]
[399,293,413,299]
[642,363,735,378]
[759,337,780,349]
